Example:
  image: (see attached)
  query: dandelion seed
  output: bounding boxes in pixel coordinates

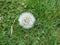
[18,12,35,29]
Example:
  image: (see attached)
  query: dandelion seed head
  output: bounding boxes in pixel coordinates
[18,12,35,29]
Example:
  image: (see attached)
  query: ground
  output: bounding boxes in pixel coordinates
[0,0,60,45]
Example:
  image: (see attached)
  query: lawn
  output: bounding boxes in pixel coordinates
[0,0,60,45]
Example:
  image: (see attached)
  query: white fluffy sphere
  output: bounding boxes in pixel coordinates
[18,12,35,29]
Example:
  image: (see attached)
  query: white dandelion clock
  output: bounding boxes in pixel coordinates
[18,12,35,29]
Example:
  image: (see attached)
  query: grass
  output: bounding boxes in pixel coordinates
[0,0,60,45]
